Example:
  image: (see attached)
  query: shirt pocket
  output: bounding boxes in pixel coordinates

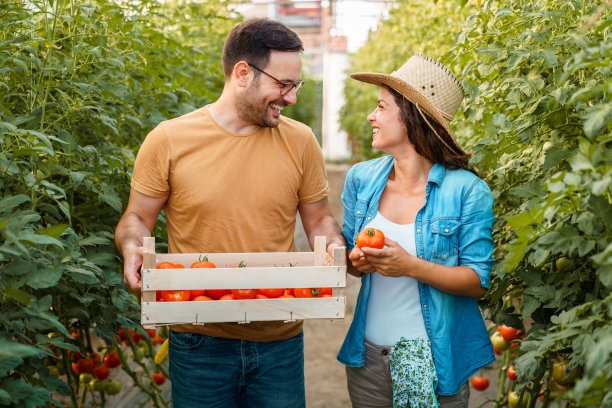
[431,219,460,260]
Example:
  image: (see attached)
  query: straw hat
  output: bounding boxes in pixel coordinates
[350,54,464,138]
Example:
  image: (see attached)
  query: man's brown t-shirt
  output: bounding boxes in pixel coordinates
[131,106,329,341]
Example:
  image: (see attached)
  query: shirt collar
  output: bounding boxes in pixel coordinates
[427,163,446,186]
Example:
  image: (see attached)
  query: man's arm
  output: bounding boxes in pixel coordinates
[114,190,168,291]
[298,197,346,262]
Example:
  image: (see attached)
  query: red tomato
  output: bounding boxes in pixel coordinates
[75,358,94,374]
[259,288,284,298]
[471,376,490,391]
[152,372,166,385]
[156,262,176,269]
[90,352,101,365]
[355,228,385,249]
[104,352,121,368]
[507,366,518,381]
[116,328,127,341]
[320,287,333,296]
[191,256,216,268]
[161,290,191,302]
[156,291,163,301]
[71,331,80,338]
[145,329,157,338]
[231,261,247,268]
[284,288,294,296]
[497,325,524,342]
[219,293,236,300]
[294,288,323,298]
[279,294,295,298]
[192,295,213,301]
[256,294,269,299]
[93,364,109,380]
[190,289,207,298]
[206,289,231,300]
[152,335,165,345]
[231,289,259,299]
[130,330,144,345]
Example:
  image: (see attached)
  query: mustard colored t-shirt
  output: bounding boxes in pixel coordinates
[131,106,329,341]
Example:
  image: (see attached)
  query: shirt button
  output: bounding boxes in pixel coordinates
[357,211,360,214]
[417,229,421,232]
[428,330,432,334]
[445,229,449,232]
[367,217,371,220]
[423,304,428,309]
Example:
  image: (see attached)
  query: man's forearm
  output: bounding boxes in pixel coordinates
[114,212,153,258]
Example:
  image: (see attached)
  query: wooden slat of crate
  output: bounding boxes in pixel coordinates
[142,265,346,291]
[142,297,346,326]
[156,252,315,268]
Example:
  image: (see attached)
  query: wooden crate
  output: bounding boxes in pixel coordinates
[141,236,346,328]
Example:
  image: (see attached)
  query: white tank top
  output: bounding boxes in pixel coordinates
[364,212,428,346]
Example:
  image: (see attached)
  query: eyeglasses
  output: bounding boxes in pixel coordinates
[248,63,304,96]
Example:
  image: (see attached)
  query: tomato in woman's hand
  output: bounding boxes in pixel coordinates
[231,289,259,299]
[259,288,284,298]
[470,375,489,391]
[206,289,231,300]
[161,290,191,302]
[356,228,385,249]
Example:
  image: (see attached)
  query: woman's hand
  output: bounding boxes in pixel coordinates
[348,247,376,275]
[360,238,414,277]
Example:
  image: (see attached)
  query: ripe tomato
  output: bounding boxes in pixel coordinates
[192,295,213,301]
[93,364,109,380]
[256,294,268,299]
[219,293,236,300]
[75,358,94,374]
[206,289,231,300]
[145,328,157,338]
[156,262,176,269]
[470,375,489,391]
[284,288,294,296]
[161,290,191,302]
[355,228,385,249]
[191,255,216,268]
[507,366,518,381]
[294,288,322,298]
[152,335,165,345]
[190,289,207,298]
[259,288,284,298]
[116,328,127,341]
[231,289,259,299]
[497,325,524,342]
[104,352,121,368]
[156,291,163,301]
[279,294,295,298]
[152,372,166,385]
[320,287,333,296]
[231,261,247,268]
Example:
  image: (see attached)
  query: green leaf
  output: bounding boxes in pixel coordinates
[26,267,63,289]
[0,195,30,213]
[582,104,612,138]
[37,224,69,239]
[3,287,32,305]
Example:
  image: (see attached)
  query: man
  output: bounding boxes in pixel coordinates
[114,18,345,407]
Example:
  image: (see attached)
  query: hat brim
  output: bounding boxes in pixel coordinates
[350,72,454,139]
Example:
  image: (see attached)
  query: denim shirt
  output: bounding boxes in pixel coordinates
[337,155,496,395]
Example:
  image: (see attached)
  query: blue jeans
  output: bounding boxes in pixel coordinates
[168,330,305,408]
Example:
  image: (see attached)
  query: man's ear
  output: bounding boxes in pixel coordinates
[233,61,250,88]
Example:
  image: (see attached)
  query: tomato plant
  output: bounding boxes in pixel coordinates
[355,228,385,249]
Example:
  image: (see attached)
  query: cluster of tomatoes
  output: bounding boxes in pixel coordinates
[154,261,333,302]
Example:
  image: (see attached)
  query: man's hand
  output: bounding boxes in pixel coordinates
[122,244,146,291]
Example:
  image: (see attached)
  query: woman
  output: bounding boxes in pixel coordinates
[337,54,495,408]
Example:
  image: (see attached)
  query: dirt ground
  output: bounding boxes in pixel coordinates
[298,163,499,408]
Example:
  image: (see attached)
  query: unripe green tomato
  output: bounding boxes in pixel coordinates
[47,366,60,376]
[555,257,574,271]
[552,360,581,385]
[56,363,65,375]
[79,373,93,383]
[89,378,109,392]
[139,344,150,358]
[508,391,527,408]
[491,332,510,351]
[104,380,122,395]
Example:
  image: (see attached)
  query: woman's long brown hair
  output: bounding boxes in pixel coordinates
[387,86,475,174]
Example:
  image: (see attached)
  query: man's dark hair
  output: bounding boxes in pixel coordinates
[222,18,303,79]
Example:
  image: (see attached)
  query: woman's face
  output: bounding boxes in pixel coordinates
[367,87,408,153]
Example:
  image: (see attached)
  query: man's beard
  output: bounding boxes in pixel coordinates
[236,82,285,128]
